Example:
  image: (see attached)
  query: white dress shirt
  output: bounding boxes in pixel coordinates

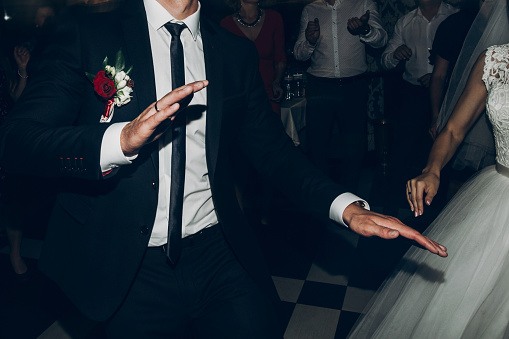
[381,2,458,85]
[99,0,367,246]
[293,0,387,78]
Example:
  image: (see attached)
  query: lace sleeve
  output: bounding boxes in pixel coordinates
[482,44,509,92]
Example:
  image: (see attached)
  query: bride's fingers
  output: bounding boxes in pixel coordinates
[408,179,419,213]
[409,180,420,216]
[406,181,414,211]
[424,186,437,207]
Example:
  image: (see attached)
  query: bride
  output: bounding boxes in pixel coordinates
[348,0,509,337]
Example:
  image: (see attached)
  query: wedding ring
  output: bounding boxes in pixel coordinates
[407,191,412,195]
[154,101,160,112]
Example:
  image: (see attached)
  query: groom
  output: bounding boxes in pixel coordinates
[0,0,447,337]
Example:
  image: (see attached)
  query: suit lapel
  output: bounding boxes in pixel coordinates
[120,0,159,172]
[201,18,223,183]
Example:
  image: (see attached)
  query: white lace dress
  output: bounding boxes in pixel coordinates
[348,44,509,339]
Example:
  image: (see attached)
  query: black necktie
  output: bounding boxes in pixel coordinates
[164,22,187,264]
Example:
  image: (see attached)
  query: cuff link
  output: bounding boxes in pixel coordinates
[353,200,367,209]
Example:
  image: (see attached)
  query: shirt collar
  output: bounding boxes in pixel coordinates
[415,2,447,21]
[144,0,201,41]
[322,0,339,9]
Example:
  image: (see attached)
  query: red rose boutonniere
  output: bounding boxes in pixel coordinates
[86,50,134,123]
[93,71,116,98]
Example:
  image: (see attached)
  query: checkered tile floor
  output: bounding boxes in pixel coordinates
[0,164,439,338]
[253,209,388,339]
[249,164,441,339]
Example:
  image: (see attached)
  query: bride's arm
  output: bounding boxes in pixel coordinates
[407,51,489,216]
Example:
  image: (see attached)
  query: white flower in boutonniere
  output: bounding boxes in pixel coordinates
[105,65,116,77]
[86,50,134,123]
[114,71,134,107]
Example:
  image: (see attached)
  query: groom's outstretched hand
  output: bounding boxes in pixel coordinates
[121,80,208,157]
[343,204,448,257]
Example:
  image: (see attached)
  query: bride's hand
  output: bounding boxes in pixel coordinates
[406,171,440,217]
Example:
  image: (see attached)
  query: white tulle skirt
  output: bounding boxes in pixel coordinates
[349,165,509,339]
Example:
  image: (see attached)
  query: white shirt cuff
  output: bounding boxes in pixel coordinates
[385,54,400,69]
[100,122,138,172]
[329,192,370,228]
[304,39,317,52]
[360,25,374,40]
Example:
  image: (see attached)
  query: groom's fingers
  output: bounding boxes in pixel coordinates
[427,237,447,252]
[347,210,402,240]
[346,206,447,257]
[387,220,448,257]
[121,80,208,156]
[155,80,208,119]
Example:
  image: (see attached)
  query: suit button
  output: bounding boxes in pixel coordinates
[140,225,150,235]
[152,180,157,190]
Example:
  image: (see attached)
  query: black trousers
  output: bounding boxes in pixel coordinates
[105,226,281,339]
[305,74,369,193]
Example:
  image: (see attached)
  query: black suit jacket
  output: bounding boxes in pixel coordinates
[0,0,345,321]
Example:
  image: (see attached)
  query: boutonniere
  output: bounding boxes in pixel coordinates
[86,50,134,123]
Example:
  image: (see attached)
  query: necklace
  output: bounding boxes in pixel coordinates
[236,8,263,28]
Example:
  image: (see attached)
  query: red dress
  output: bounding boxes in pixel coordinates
[220,9,286,114]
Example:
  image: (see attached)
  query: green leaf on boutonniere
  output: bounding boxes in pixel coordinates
[85,72,96,83]
[115,50,125,72]
[117,90,124,96]
[102,56,109,70]
[125,65,133,76]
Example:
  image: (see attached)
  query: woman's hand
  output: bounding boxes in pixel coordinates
[13,46,30,71]
[406,170,440,217]
[271,81,283,102]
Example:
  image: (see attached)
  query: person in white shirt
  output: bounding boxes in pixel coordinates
[382,0,458,86]
[293,0,387,193]
[381,0,457,214]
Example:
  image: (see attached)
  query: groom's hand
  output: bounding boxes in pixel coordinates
[120,80,208,157]
[343,204,448,257]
